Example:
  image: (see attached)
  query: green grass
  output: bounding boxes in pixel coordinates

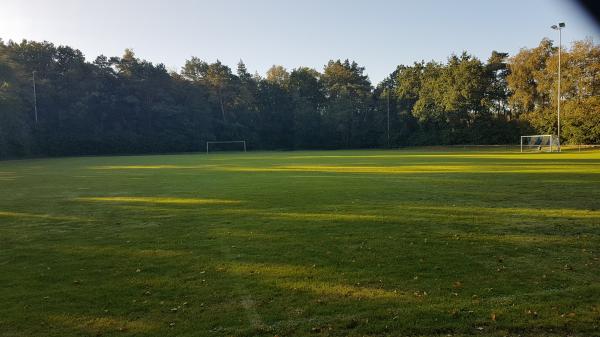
[0,149,599,336]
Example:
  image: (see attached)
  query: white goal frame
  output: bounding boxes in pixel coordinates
[206,140,247,154]
[520,134,560,153]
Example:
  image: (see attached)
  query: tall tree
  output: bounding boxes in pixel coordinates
[507,39,555,133]
[508,38,600,143]
[321,60,372,147]
[0,40,32,158]
[257,65,293,148]
[182,58,236,124]
[289,67,324,148]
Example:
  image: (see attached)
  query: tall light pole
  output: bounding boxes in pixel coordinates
[551,22,565,152]
[32,71,38,124]
[386,84,391,148]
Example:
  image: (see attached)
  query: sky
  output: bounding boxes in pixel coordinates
[1,0,599,83]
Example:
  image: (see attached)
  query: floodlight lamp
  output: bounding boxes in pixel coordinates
[559,22,565,27]
[551,25,558,30]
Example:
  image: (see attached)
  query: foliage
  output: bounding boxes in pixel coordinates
[0,37,599,159]
[507,39,600,143]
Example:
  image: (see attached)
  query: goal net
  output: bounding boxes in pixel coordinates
[520,135,560,152]
[206,140,247,153]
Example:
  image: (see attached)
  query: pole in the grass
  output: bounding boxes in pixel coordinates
[551,22,565,152]
[387,84,390,148]
[520,136,523,153]
[32,71,38,124]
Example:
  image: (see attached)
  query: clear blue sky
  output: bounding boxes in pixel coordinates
[1,0,598,83]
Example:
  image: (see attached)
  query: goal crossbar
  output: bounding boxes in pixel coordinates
[206,140,247,153]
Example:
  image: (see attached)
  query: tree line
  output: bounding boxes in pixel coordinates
[0,38,598,158]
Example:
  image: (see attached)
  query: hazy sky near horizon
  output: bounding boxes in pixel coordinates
[1,0,599,83]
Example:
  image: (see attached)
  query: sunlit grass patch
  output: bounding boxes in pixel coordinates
[127,274,186,289]
[89,164,217,170]
[222,164,600,174]
[76,196,240,205]
[278,151,600,161]
[263,211,380,222]
[47,314,158,334]
[224,262,403,300]
[56,245,190,258]
[460,233,590,245]
[200,208,383,223]
[210,228,280,240]
[276,280,402,300]
[0,210,84,221]
[223,165,469,174]
[0,171,19,180]
[112,204,183,213]
[225,262,314,278]
[399,205,600,219]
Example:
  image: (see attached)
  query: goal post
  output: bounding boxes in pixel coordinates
[206,140,247,154]
[520,135,560,153]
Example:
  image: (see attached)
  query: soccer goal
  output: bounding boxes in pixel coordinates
[206,140,247,154]
[520,135,560,152]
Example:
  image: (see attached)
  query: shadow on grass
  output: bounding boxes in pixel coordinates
[9,230,596,337]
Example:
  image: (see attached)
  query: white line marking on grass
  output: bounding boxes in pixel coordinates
[241,295,264,328]
[219,243,266,330]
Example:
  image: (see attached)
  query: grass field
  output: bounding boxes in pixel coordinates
[1,149,599,336]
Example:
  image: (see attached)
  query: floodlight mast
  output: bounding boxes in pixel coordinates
[551,22,565,152]
[387,84,391,148]
[32,71,38,124]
